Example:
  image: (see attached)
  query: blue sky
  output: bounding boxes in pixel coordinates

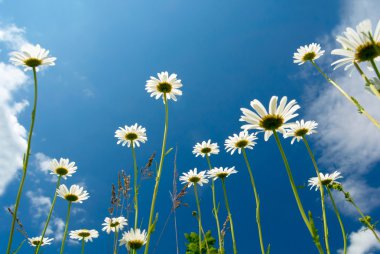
[1,0,380,253]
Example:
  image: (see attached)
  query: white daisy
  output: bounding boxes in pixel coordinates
[69,229,99,242]
[28,236,54,247]
[207,167,238,181]
[193,140,220,157]
[308,171,343,191]
[293,43,325,65]
[179,168,209,187]
[145,71,183,102]
[101,217,128,234]
[224,131,257,155]
[50,158,77,179]
[240,96,300,141]
[115,123,147,148]
[119,228,147,250]
[331,19,380,70]
[365,77,380,95]
[10,44,56,71]
[284,120,318,144]
[57,184,89,203]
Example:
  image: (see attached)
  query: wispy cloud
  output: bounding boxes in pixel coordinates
[26,189,51,219]
[338,227,380,254]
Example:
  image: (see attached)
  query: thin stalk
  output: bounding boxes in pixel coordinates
[206,156,223,253]
[311,61,380,130]
[221,179,237,254]
[370,59,380,80]
[354,62,380,100]
[194,184,203,254]
[113,231,119,254]
[35,176,62,254]
[302,137,330,254]
[241,148,266,254]
[6,67,39,254]
[272,131,324,254]
[60,202,72,254]
[81,239,85,254]
[144,94,169,254]
[326,187,347,254]
[131,143,139,230]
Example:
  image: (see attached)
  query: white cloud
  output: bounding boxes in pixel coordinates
[0,23,28,51]
[26,189,51,219]
[34,152,52,173]
[338,227,380,254]
[46,217,65,241]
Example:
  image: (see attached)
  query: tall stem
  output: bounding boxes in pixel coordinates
[6,67,39,254]
[302,137,330,254]
[311,61,380,130]
[131,143,139,230]
[194,184,203,254]
[144,94,169,254]
[35,176,62,254]
[370,59,380,80]
[113,230,119,254]
[354,62,380,100]
[221,179,237,254]
[241,149,266,254]
[272,131,324,254]
[81,239,85,254]
[326,187,346,254]
[206,156,223,253]
[60,202,72,254]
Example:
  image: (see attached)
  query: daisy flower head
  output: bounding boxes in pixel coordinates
[115,123,147,148]
[69,229,99,242]
[207,167,238,181]
[284,120,318,144]
[240,96,300,141]
[10,44,56,71]
[308,171,343,191]
[101,217,128,234]
[50,158,77,179]
[224,131,257,155]
[119,228,147,250]
[57,184,89,203]
[293,43,325,65]
[28,236,54,247]
[193,140,220,157]
[145,71,183,102]
[179,168,209,187]
[332,19,380,70]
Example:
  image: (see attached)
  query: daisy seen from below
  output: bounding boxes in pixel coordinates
[101,217,128,234]
[115,124,147,148]
[119,228,147,251]
[57,184,89,203]
[284,120,318,144]
[70,229,99,242]
[207,167,238,181]
[240,96,300,141]
[179,168,209,187]
[10,44,56,71]
[193,140,220,157]
[308,171,343,191]
[50,158,77,179]
[224,131,257,155]
[145,71,183,102]
[331,19,380,70]
[28,237,54,247]
[293,43,325,65]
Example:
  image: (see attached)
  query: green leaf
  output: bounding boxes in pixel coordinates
[165,147,173,156]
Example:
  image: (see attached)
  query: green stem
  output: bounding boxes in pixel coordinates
[326,187,347,254]
[6,67,39,254]
[81,239,85,254]
[60,202,72,254]
[241,149,266,254]
[221,179,237,254]
[311,61,380,130]
[302,137,330,254]
[131,143,139,230]
[206,156,223,253]
[144,94,169,254]
[194,184,203,254]
[272,131,324,254]
[370,59,380,80]
[354,62,380,100]
[35,176,62,254]
[113,230,119,254]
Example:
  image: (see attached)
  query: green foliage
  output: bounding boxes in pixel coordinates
[185,230,218,254]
